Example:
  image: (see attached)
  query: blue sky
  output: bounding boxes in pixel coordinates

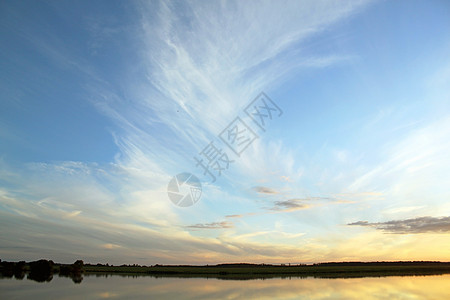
[1,0,450,264]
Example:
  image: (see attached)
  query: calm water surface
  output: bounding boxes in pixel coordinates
[1,274,450,299]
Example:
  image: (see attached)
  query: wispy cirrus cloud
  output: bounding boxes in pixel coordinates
[348,216,450,234]
[96,0,372,178]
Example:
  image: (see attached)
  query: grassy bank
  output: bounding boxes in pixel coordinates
[82,262,450,278]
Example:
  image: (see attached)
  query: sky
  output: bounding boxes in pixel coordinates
[1,0,450,265]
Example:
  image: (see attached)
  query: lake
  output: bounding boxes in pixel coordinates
[1,274,450,299]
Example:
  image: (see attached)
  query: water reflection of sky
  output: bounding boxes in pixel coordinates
[1,274,450,299]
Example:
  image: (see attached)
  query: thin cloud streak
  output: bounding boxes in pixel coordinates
[348,216,450,234]
[186,221,234,230]
[252,186,279,195]
[270,199,310,211]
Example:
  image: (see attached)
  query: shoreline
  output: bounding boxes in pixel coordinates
[83,262,450,278]
[3,260,450,278]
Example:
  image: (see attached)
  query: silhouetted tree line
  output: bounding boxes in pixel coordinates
[0,260,26,279]
[28,259,54,282]
[59,260,84,283]
[2,258,450,283]
[0,259,85,283]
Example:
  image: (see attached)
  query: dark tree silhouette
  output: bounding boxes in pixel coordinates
[59,260,84,284]
[28,259,54,282]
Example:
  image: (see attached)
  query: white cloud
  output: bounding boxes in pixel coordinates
[92,0,373,174]
[346,116,450,219]
[0,0,377,264]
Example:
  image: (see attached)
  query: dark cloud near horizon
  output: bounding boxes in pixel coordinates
[252,186,278,194]
[186,221,233,229]
[348,216,450,234]
[270,199,310,211]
